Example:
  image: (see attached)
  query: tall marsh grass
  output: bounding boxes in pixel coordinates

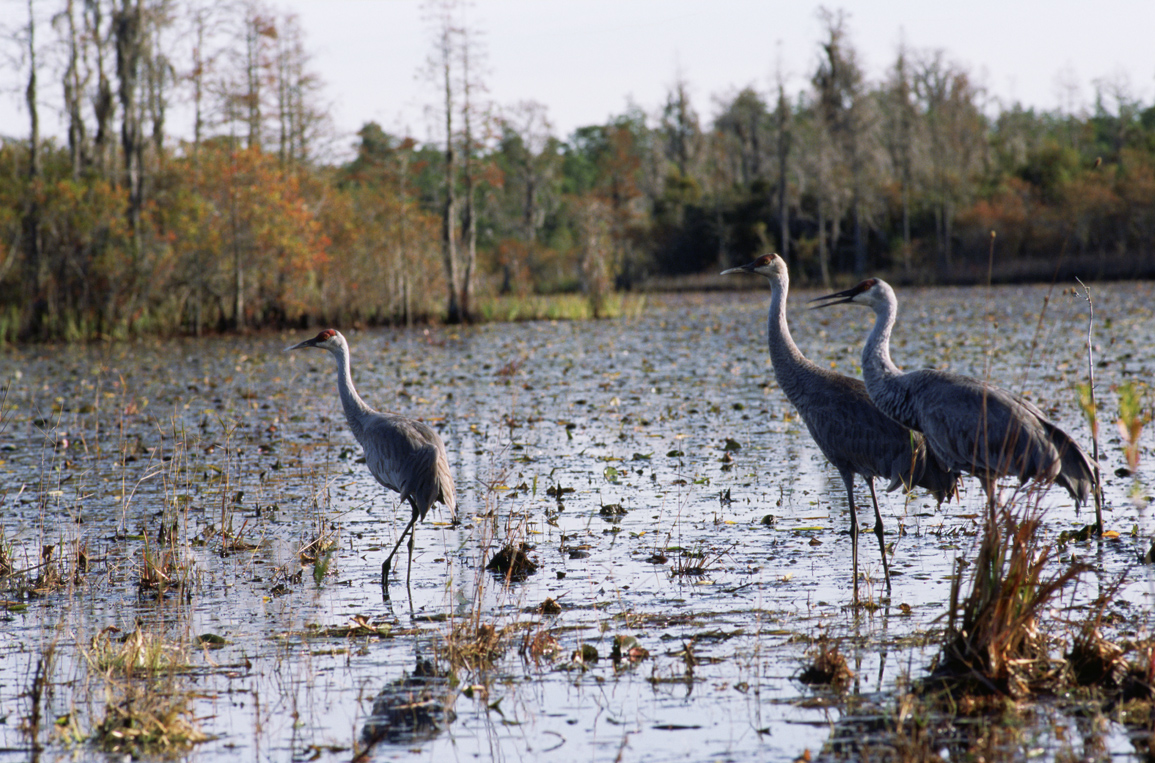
[474,293,646,322]
[927,495,1088,700]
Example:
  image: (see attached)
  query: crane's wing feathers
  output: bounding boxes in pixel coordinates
[360,413,456,521]
[899,369,1093,504]
[782,363,958,503]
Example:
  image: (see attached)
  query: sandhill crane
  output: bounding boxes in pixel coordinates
[288,329,456,595]
[811,278,1096,518]
[723,254,958,602]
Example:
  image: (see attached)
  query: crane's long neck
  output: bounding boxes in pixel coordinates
[765,273,811,395]
[330,344,372,441]
[861,293,903,391]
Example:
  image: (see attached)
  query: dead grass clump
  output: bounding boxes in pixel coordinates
[798,637,854,689]
[32,544,66,593]
[535,597,562,615]
[1117,646,1155,762]
[93,683,208,756]
[520,630,561,666]
[485,543,538,582]
[87,626,189,674]
[926,505,1088,699]
[138,549,173,592]
[0,530,14,578]
[443,622,512,673]
[297,518,338,566]
[1121,644,1155,704]
[669,549,709,577]
[1067,628,1127,688]
[314,615,392,639]
[84,626,207,756]
[1065,571,1131,691]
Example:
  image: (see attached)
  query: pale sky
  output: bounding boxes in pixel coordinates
[274,0,1155,154]
[4,0,1155,160]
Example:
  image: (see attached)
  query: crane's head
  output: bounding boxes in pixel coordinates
[287,328,345,352]
[720,253,786,280]
[809,278,891,310]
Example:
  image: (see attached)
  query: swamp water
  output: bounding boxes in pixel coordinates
[0,282,1153,762]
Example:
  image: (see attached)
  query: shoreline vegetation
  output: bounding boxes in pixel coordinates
[3,3,1155,346]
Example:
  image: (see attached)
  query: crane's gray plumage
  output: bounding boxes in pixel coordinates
[723,254,958,601]
[288,329,456,592]
[813,278,1096,509]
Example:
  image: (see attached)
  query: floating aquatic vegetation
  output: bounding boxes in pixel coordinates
[485,542,538,581]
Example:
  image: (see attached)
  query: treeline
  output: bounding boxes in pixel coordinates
[3,2,1155,342]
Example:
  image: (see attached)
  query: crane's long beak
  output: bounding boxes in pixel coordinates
[809,285,864,309]
[720,261,757,276]
[286,337,317,352]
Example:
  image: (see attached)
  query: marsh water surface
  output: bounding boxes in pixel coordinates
[1,282,1153,761]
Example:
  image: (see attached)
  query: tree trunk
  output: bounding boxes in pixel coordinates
[277,34,289,165]
[231,158,244,330]
[776,113,789,258]
[25,1,40,184]
[944,201,954,274]
[89,0,115,178]
[21,0,44,338]
[64,0,87,180]
[245,15,262,150]
[934,204,947,278]
[115,0,143,246]
[817,200,830,288]
[146,49,169,167]
[459,40,477,322]
[853,198,866,279]
[440,29,461,324]
[396,151,411,324]
[190,6,206,161]
[901,176,911,275]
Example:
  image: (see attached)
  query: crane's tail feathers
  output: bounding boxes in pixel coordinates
[1042,421,1096,507]
[922,468,962,506]
[883,437,960,505]
[908,444,961,505]
[1056,441,1096,507]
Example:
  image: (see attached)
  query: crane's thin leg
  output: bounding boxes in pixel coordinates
[382,515,419,591]
[866,478,892,593]
[841,472,860,604]
[405,526,416,592]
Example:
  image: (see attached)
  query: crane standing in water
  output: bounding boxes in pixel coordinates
[288,329,456,595]
[811,278,1096,521]
[723,254,958,602]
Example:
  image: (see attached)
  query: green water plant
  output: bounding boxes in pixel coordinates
[1116,381,1150,476]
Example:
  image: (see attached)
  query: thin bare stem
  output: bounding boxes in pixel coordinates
[1075,277,1104,535]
